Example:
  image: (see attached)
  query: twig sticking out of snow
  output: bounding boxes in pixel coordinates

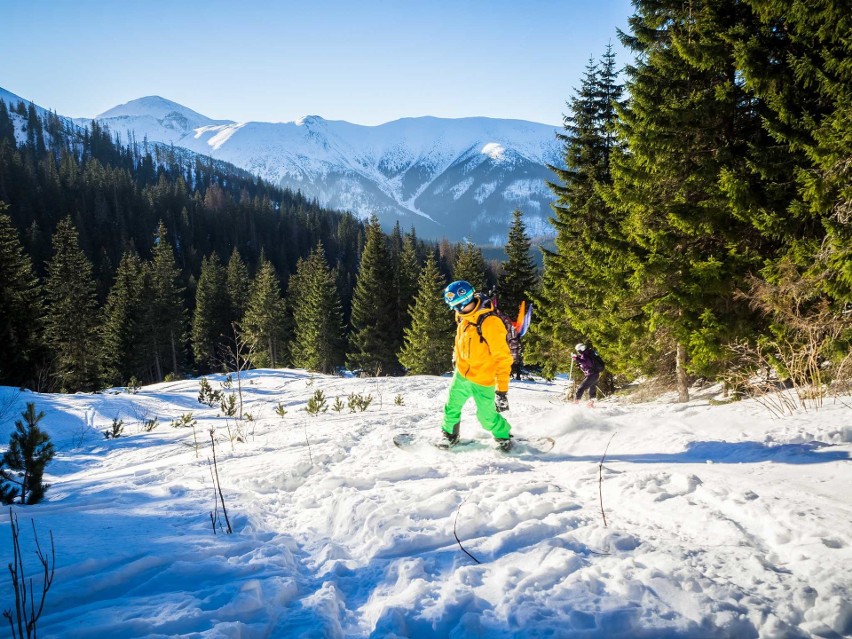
[453,495,481,565]
[599,432,617,528]
[208,431,232,534]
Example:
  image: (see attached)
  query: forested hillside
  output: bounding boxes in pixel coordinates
[527,1,851,401]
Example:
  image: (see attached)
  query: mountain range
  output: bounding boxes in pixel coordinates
[1,87,564,244]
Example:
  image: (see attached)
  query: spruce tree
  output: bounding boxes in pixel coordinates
[0,403,55,505]
[226,247,250,326]
[0,208,43,386]
[44,217,101,391]
[145,221,186,380]
[527,48,630,378]
[242,256,287,368]
[101,250,146,386]
[734,1,852,304]
[192,253,229,372]
[398,252,454,375]
[347,216,400,375]
[289,242,344,374]
[453,242,488,292]
[616,2,785,400]
[396,231,421,336]
[497,209,538,318]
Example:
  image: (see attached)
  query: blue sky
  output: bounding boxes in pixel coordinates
[0,0,633,126]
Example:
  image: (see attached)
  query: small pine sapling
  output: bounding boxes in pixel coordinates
[394,394,405,406]
[274,402,288,419]
[347,392,373,413]
[332,397,345,413]
[126,376,140,394]
[141,417,159,432]
[103,417,124,439]
[305,389,328,416]
[0,404,56,505]
[198,378,223,407]
[171,413,196,429]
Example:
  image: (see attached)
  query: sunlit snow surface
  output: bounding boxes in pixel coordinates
[0,371,850,638]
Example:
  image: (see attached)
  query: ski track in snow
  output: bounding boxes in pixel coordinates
[0,370,850,638]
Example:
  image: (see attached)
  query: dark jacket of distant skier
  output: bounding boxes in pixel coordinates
[441,281,513,445]
[572,344,605,402]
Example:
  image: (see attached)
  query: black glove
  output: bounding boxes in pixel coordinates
[495,391,509,413]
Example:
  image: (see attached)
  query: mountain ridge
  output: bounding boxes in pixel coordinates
[83,95,563,243]
[1,87,562,243]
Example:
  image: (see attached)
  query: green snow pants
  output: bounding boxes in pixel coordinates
[442,372,511,439]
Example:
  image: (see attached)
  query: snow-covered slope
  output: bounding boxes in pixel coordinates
[1,372,850,638]
[77,97,563,243]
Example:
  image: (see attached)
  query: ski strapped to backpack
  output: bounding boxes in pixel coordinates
[474,299,533,364]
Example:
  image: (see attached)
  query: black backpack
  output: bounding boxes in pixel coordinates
[588,348,606,373]
[473,305,522,365]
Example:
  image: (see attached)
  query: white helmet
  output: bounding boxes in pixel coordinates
[575,343,586,352]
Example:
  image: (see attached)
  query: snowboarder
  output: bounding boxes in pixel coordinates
[441,280,514,451]
[572,343,605,407]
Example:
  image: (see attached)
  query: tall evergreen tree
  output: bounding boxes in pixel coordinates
[192,253,229,372]
[226,247,250,326]
[497,209,538,317]
[101,250,146,385]
[44,217,101,391]
[0,207,43,386]
[453,242,488,292]
[396,230,421,336]
[398,252,454,375]
[527,47,628,378]
[347,216,400,375]
[242,255,287,368]
[145,221,186,380]
[612,0,782,400]
[733,1,852,304]
[289,242,344,374]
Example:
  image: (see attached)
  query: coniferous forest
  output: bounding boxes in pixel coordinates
[526,1,851,401]
[1,0,850,402]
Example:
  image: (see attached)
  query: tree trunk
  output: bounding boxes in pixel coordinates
[153,338,163,382]
[170,329,179,376]
[676,342,689,403]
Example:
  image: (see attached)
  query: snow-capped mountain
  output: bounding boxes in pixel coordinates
[76,96,563,244]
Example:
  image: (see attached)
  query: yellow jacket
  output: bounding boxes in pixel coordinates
[453,296,513,392]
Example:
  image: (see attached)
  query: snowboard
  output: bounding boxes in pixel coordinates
[392,432,555,454]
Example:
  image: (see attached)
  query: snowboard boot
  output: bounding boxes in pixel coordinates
[442,423,460,446]
[495,436,514,452]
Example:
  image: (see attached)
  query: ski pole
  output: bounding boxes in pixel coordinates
[568,357,575,400]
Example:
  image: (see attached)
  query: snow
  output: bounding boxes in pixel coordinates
[481,143,506,161]
[1,371,850,638]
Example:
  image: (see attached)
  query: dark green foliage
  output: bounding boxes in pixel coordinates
[44,217,101,391]
[527,46,628,379]
[0,106,367,388]
[347,216,401,375]
[0,403,55,505]
[145,221,187,380]
[101,251,146,386]
[192,253,230,372]
[226,248,250,326]
[0,207,43,386]
[395,230,421,343]
[453,242,488,292]
[398,252,454,375]
[242,256,287,368]
[497,209,538,317]
[289,242,345,374]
